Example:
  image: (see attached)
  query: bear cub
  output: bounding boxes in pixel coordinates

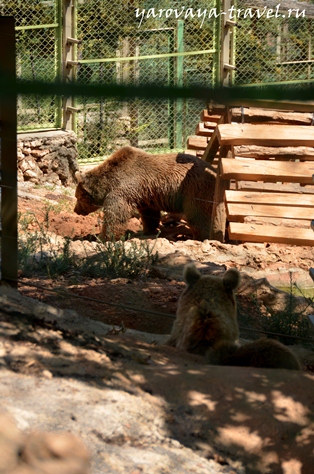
[74,146,216,241]
[166,264,240,355]
[167,263,301,370]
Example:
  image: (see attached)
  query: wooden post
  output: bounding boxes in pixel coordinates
[0,17,18,286]
[220,0,236,86]
[62,0,78,131]
[210,160,229,242]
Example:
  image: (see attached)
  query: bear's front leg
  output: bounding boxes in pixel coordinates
[100,196,133,241]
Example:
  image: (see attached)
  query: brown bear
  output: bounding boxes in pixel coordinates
[74,146,216,240]
[166,264,240,355]
[206,339,301,370]
[167,263,301,370]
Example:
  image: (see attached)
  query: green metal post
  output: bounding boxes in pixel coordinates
[55,0,63,128]
[73,0,78,134]
[213,0,222,85]
[176,20,184,149]
[168,29,175,149]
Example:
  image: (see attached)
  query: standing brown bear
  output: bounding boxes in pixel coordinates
[167,263,301,370]
[74,146,216,240]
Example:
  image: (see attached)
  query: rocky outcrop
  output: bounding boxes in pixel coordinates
[17,130,79,185]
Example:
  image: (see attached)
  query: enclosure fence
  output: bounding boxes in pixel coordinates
[1,0,314,164]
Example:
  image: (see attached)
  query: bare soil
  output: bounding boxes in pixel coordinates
[17,181,314,349]
[18,183,197,335]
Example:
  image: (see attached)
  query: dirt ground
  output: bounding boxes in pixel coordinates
[18,182,202,335]
[17,181,314,350]
[1,181,313,474]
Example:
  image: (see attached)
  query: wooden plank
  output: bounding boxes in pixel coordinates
[220,158,314,184]
[231,107,313,125]
[244,216,310,229]
[226,99,314,113]
[186,135,208,149]
[204,121,220,128]
[228,222,314,246]
[236,181,314,194]
[226,203,313,221]
[200,110,222,122]
[225,190,314,207]
[234,145,314,160]
[184,149,197,156]
[195,123,214,137]
[217,124,314,147]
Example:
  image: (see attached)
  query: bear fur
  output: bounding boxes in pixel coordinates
[206,339,301,370]
[167,263,301,370]
[74,146,216,240]
[166,264,240,355]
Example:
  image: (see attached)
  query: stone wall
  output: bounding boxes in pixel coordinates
[17,130,79,186]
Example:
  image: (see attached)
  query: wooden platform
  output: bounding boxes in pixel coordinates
[186,105,314,246]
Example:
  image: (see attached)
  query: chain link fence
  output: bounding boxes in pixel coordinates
[75,0,219,161]
[2,0,313,159]
[1,0,61,130]
[234,1,314,86]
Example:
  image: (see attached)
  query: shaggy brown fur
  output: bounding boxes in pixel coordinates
[74,146,216,240]
[206,339,301,371]
[166,264,240,355]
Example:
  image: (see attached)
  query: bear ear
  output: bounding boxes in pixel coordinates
[223,268,241,292]
[75,171,85,184]
[183,263,201,287]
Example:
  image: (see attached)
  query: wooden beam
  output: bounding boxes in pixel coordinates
[244,216,310,229]
[220,158,314,184]
[186,135,208,150]
[195,123,214,137]
[217,124,314,147]
[225,190,314,206]
[234,145,314,160]
[200,110,222,122]
[231,107,314,125]
[226,203,313,221]
[228,223,314,246]
[236,181,314,194]
[226,99,314,113]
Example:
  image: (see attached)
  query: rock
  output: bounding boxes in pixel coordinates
[17,131,79,185]
[0,413,90,474]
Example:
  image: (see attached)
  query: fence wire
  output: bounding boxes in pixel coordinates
[1,0,314,159]
[235,1,314,86]
[1,0,61,130]
[75,0,219,161]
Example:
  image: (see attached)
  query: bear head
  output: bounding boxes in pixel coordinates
[74,171,102,216]
[171,263,241,354]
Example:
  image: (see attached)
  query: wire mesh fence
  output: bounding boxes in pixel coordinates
[234,1,314,86]
[75,0,219,161]
[1,0,314,160]
[1,0,61,130]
